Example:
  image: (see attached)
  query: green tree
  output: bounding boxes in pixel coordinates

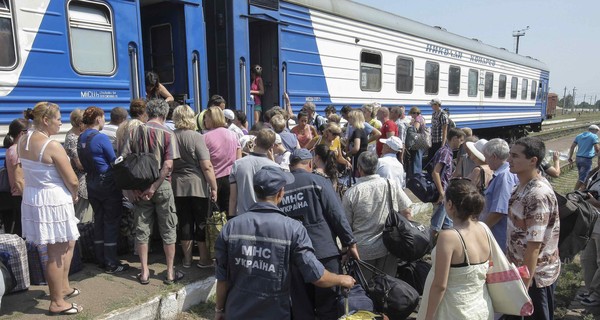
[558,94,574,109]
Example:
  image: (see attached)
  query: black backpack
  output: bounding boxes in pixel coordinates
[383,180,432,262]
[556,190,599,262]
[113,125,160,191]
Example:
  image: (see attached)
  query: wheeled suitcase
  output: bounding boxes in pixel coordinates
[0,234,29,292]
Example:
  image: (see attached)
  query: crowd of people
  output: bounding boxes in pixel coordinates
[2,87,599,319]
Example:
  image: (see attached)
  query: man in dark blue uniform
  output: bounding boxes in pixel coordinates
[214,166,355,320]
[280,148,359,319]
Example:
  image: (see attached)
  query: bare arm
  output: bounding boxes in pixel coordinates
[236,148,242,160]
[229,183,237,216]
[441,124,448,145]
[51,142,79,200]
[348,138,360,156]
[200,159,218,202]
[432,163,444,204]
[522,241,542,288]
[368,128,381,144]
[158,83,174,102]
[312,269,355,289]
[214,280,228,320]
[423,231,453,320]
[141,159,173,200]
[568,142,577,162]
[484,212,505,228]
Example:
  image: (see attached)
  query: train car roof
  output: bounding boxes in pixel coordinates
[286,0,549,71]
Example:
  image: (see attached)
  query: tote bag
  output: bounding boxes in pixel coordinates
[206,201,227,260]
[480,222,533,316]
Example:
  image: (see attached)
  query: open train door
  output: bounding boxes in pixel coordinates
[205,0,281,123]
[139,0,207,112]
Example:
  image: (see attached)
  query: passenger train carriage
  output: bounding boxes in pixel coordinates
[0,0,548,158]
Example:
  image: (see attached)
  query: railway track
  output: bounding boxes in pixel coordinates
[531,120,596,142]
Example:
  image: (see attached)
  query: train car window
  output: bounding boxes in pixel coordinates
[531,80,537,100]
[150,24,174,84]
[360,51,382,91]
[395,57,413,93]
[425,61,439,94]
[498,75,507,98]
[484,72,494,98]
[510,77,518,99]
[68,1,116,75]
[468,69,478,97]
[521,79,528,100]
[0,0,17,69]
[448,65,460,96]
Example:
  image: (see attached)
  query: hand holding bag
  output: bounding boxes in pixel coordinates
[205,201,227,260]
[480,222,533,316]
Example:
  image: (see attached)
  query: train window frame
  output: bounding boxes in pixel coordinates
[149,23,175,85]
[521,79,528,100]
[0,0,18,70]
[67,0,117,76]
[448,65,461,96]
[395,56,413,93]
[510,76,518,99]
[424,61,439,95]
[360,50,382,92]
[498,75,507,98]
[530,80,537,100]
[484,72,494,98]
[468,69,478,97]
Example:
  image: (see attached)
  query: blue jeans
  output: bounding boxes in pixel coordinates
[410,149,424,177]
[577,156,593,183]
[87,172,123,268]
[430,203,453,232]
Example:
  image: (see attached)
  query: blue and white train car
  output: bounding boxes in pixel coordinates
[278,0,549,138]
[0,0,208,144]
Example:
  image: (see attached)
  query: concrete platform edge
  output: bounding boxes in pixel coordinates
[99,276,217,320]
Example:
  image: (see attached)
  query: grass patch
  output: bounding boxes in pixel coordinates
[555,261,583,309]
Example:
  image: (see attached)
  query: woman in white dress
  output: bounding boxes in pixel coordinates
[417,179,493,320]
[19,102,82,315]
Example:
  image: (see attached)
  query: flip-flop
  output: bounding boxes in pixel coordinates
[64,288,80,299]
[137,273,150,285]
[163,270,184,285]
[48,303,82,316]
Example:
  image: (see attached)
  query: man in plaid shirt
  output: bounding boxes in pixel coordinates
[429,98,448,160]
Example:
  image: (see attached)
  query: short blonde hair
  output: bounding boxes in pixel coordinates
[70,108,84,127]
[173,105,196,130]
[205,106,226,129]
[348,110,365,129]
[324,123,342,135]
[327,114,341,124]
[32,101,60,127]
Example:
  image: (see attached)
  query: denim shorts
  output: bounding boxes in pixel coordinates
[577,156,593,183]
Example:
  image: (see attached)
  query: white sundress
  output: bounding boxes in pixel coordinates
[417,229,493,320]
[20,132,80,245]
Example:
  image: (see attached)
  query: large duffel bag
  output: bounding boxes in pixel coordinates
[77,222,96,263]
[0,234,29,292]
[27,242,83,285]
[396,259,431,295]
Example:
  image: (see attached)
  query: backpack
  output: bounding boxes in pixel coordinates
[382,180,432,262]
[443,110,456,133]
[556,190,599,262]
[113,125,160,191]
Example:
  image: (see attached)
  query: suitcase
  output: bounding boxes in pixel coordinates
[27,241,83,285]
[0,234,29,292]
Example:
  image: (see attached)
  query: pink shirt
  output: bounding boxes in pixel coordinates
[204,127,241,178]
[6,144,21,196]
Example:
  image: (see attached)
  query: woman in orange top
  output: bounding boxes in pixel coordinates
[291,111,317,149]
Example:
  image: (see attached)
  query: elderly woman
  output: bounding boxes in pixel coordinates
[171,105,218,268]
[2,118,30,235]
[317,123,352,169]
[78,106,129,273]
[464,139,493,194]
[64,109,93,223]
[19,102,82,315]
[203,106,241,220]
[408,106,427,177]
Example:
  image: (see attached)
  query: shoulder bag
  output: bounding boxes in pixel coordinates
[480,222,533,316]
[410,122,431,151]
[406,158,439,203]
[206,201,227,260]
[113,125,160,191]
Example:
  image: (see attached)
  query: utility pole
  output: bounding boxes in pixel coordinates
[584,94,587,111]
[562,86,567,114]
[572,87,577,113]
[513,26,530,54]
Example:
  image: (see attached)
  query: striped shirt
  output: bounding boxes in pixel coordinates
[122,120,180,170]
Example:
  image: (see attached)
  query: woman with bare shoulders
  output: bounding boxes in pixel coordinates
[417,179,492,320]
[19,102,82,315]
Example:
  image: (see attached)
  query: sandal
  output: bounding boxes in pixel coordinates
[48,303,82,316]
[137,273,150,285]
[64,288,80,299]
[196,261,214,269]
[163,270,184,285]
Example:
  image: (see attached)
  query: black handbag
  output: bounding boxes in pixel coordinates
[353,259,419,320]
[383,180,432,262]
[406,171,439,203]
[0,164,10,193]
[113,126,160,191]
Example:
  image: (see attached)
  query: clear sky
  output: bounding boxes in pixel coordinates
[354,0,600,104]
